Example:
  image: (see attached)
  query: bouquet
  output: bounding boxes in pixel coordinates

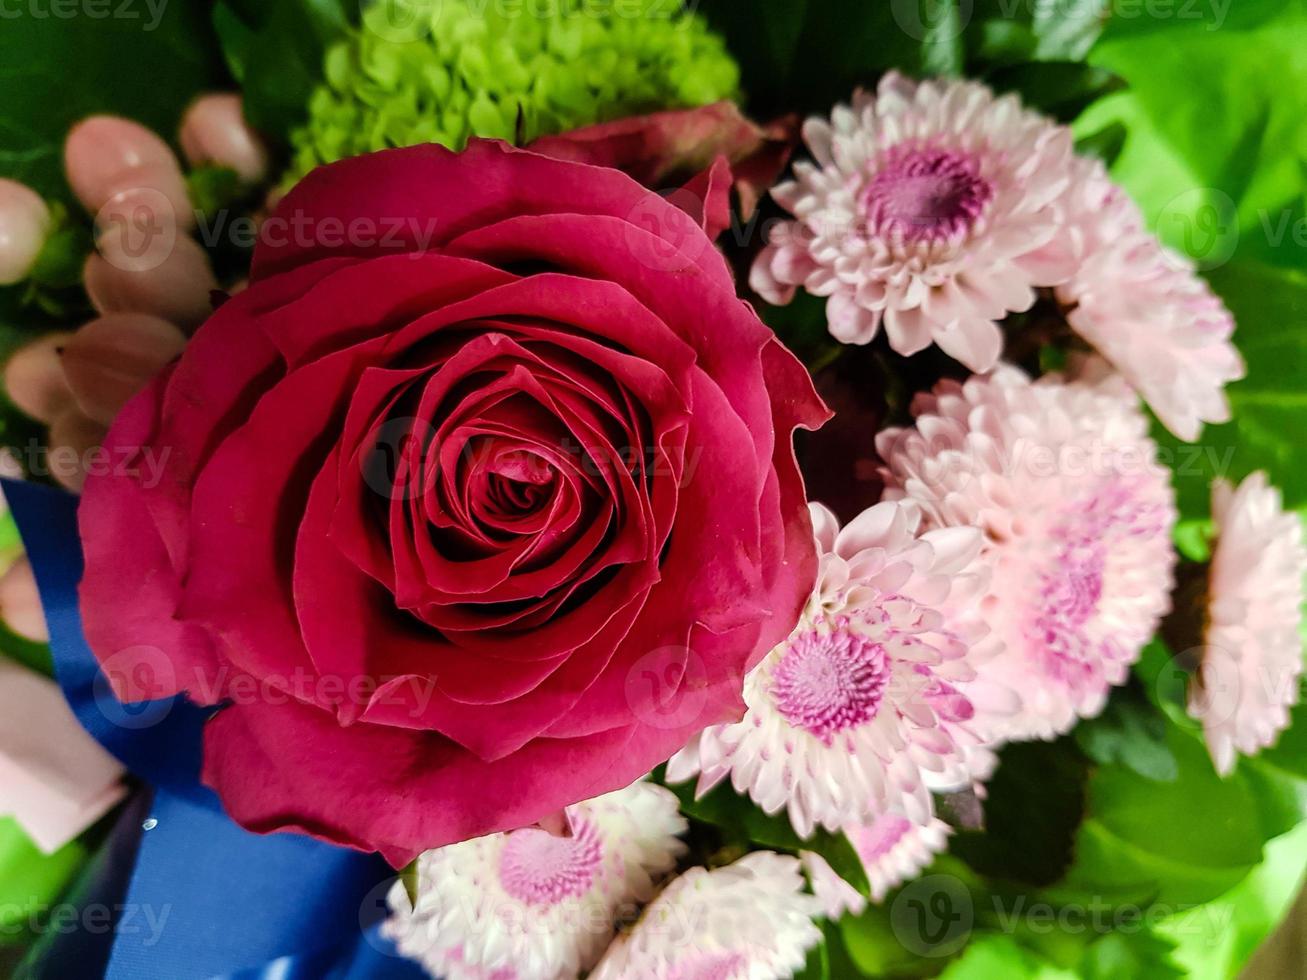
[1,1,1305,978]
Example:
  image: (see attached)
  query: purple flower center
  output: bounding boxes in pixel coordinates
[499,819,602,907]
[1030,543,1107,686]
[861,147,994,243]
[1027,476,1169,688]
[771,625,891,742]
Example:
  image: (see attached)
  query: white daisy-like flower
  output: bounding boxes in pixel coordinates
[1189,472,1307,775]
[589,852,822,980]
[384,780,687,980]
[749,72,1079,371]
[803,813,952,916]
[879,367,1178,740]
[667,500,1015,837]
[1056,157,1244,441]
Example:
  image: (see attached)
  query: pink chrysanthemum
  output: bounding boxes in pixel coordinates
[589,852,822,980]
[749,72,1078,371]
[1189,472,1307,775]
[384,781,686,980]
[667,501,1015,837]
[804,813,952,916]
[879,368,1178,740]
[1056,157,1244,441]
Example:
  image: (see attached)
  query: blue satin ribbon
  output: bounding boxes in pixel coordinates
[4,479,427,980]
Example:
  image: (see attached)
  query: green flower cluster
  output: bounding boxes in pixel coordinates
[286,0,741,182]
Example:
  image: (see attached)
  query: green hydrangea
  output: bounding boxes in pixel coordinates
[286,0,741,182]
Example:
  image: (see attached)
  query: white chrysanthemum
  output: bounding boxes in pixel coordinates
[667,500,1016,837]
[879,368,1178,740]
[1055,157,1244,441]
[750,72,1078,371]
[384,780,687,980]
[1189,472,1307,775]
[589,852,822,980]
[804,813,952,916]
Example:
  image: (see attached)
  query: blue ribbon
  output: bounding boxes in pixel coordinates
[4,480,427,980]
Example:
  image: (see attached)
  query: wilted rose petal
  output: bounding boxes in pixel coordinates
[180,94,269,184]
[4,332,75,424]
[62,314,187,426]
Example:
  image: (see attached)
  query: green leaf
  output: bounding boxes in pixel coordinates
[1151,262,1307,520]
[1063,716,1281,907]
[0,818,87,944]
[1080,2,1307,271]
[984,62,1122,123]
[657,768,872,898]
[212,0,359,139]
[1077,929,1184,980]
[1075,685,1179,782]
[951,740,1089,888]
[0,631,53,679]
[937,932,1076,979]
[963,0,1109,71]
[0,6,226,203]
[921,1,965,77]
[795,930,829,980]
[1158,819,1307,980]
[699,0,947,118]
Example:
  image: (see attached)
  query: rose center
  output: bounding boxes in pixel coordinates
[481,449,557,518]
[498,820,602,907]
[861,147,993,243]
[771,625,890,742]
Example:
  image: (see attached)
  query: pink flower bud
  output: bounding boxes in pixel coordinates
[85,229,218,332]
[3,332,75,424]
[0,179,52,285]
[0,557,48,643]
[48,408,108,494]
[65,116,194,231]
[61,314,187,426]
[180,94,269,184]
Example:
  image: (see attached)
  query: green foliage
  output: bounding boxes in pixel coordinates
[656,766,871,897]
[698,0,1115,120]
[284,0,739,182]
[952,740,1089,888]
[1077,930,1184,980]
[0,3,226,203]
[1158,820,1307,980]
[1074,685,1178,782]
[1151,261,1307,520]
[1079,0,1307,272]
[212,0,360,139]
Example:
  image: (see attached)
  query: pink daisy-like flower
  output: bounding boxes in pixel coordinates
[1056,157,1244,441]
[384,781,686,980]
[589,852,822,980]
[804,813,952,916]
[667,500,1014,837]
[749,72,1078,371]
[879,368,1178,740]
[1189,472,1306,775]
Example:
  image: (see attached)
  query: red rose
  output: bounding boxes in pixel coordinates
[78,140,828,865]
